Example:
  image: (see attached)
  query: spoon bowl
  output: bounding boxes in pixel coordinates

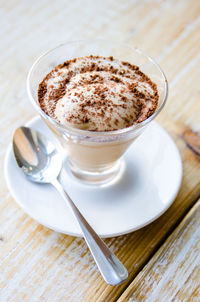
[13,127,61,183]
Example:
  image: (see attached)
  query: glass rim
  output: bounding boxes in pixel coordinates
[27,39,168,137]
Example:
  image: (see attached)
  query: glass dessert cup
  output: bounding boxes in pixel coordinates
[27,40,168,185]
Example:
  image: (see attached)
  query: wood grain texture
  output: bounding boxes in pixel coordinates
[0,0,200,301]
[117,199,200,302]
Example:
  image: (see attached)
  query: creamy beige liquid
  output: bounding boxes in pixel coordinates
[38,55,158,174]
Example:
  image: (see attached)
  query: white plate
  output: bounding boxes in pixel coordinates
[5,116,182,238]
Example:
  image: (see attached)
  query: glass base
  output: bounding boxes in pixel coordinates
[68,159,123,186]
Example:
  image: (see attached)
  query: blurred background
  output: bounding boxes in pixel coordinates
[1,0,199,131]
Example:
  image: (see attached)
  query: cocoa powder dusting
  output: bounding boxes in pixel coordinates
[38,55,159,131]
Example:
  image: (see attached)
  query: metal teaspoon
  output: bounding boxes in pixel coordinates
[13,126,128,285]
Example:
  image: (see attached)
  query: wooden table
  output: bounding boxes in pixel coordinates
[1,0,200,301]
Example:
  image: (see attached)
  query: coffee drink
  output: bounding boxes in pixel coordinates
[37,55,159,182]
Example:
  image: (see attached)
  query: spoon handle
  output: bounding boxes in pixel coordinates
[51,178,128,285]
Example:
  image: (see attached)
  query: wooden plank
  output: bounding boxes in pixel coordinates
[117,199,200,302]
[0,0,200,301]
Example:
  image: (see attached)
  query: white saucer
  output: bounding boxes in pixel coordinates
[5,116,182,238]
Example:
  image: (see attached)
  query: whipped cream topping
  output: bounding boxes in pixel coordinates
[38,55,158,131]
